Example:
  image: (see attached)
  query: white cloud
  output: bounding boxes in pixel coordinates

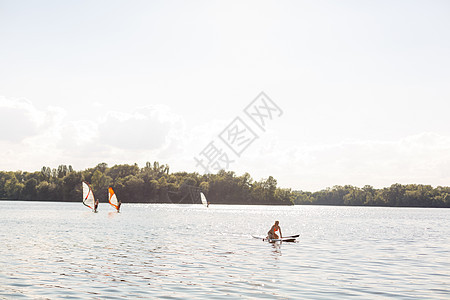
[0,97,44,142]
[0,98,188,171]
[1,96,449,192]
[98,105,180,151]
[235,132,450,191]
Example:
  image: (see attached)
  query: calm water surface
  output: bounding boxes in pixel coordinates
[1,201,449,299]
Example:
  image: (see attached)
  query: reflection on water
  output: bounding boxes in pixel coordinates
[107,211,119,219]
[0,202,449,299]
[271,242,282,255]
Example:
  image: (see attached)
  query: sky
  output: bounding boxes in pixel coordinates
[0,0,449,191]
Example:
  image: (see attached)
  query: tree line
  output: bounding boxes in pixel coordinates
[1,162,449,207]
[294,184,450,208]
[0,162,293,205]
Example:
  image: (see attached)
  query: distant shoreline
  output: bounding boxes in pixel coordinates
[1,198,449,209]
[0,198,293,206]
[1,162,449,208]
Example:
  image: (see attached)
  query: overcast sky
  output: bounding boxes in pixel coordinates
[1,0,449,191]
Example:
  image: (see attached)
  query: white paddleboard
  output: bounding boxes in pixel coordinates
[252,235,298,243]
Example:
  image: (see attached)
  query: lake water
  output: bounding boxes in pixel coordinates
[1,201,449,299]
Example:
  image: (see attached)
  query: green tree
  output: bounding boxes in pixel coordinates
[4,174,24,199]
[91,170,112,202]
[62,171,82,201]
[343,186,364,206]
[22,178,37,200]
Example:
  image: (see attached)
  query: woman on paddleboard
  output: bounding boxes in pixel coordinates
[267,221,282,239]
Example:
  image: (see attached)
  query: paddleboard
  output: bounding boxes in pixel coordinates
[252,234,299,243]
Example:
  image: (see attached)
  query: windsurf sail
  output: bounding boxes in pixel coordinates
[82,181,96,211]
[200,192,208,207]
[108,187,119,211]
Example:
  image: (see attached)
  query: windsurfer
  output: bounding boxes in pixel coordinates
[117,199,121,212]
[94,199,99,212]
[267,221,282,239]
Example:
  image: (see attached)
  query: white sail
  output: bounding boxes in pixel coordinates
[200,192,208,207]
[82,181,95,210]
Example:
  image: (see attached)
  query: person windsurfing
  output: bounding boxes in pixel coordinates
[117,199,121,212]
[267,221,282,240]
[94,198,99,213]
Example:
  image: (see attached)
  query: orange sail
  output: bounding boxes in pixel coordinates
[108,187,119,211]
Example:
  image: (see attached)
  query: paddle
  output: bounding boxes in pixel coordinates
[283,234,299,239]
[280,238,297,242]
[262,235,299,242]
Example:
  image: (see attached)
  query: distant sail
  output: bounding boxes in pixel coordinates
[82,181,96,211]
[200,192,208,207]
[108,187,119,211]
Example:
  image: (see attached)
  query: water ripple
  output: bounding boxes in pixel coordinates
[0,202,449,299]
